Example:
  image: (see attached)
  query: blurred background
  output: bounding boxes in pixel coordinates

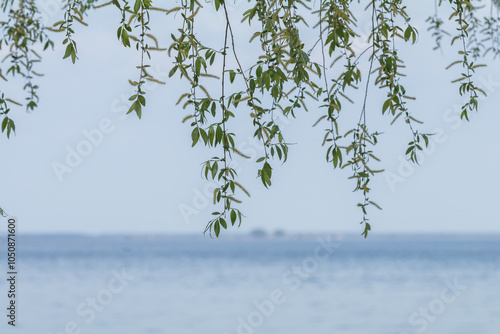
[0,0,499,333]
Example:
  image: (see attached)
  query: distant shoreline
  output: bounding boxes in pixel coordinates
[12,232,500,243]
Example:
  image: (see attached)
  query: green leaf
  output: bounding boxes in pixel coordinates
[261,171,271,188]
[205,162,211,179]
[127,101,137,115]
[195,57,201,76]
[169,66,177,78]
[63,43,75,63]
[208,126,215,145]
[191,128,200,146]
[262,162,272,179]
[369,201,382,210]
[137,95,146,106]
[219,218,227,229]
[134,0,141,13]
[1,117,8,132]
[362,223,371,238]
[215,125,223,145]
[6,119,14,138]
[212,161,218,180]
[199,128,208,144]
[230,210,237,225]
[135,102,142,119]
[422,134,429,147]
[382,99,391,113]
[276,146,282,160]
[404,26,412,41]
[214,221,220,237]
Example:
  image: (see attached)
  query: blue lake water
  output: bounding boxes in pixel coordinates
[0,234,499,334]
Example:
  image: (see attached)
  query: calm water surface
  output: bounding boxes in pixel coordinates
[1,234,499,334]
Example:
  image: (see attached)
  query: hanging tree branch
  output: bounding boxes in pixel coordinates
[1,0,498,237]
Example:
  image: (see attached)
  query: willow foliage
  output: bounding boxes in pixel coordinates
[1,0,499,237]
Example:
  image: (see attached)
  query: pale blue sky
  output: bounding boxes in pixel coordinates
[1,1,499,235]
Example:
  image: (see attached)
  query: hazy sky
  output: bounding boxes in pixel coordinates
[1,1,499,235]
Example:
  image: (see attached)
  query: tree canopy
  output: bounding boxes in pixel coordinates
[1,0,499,237]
